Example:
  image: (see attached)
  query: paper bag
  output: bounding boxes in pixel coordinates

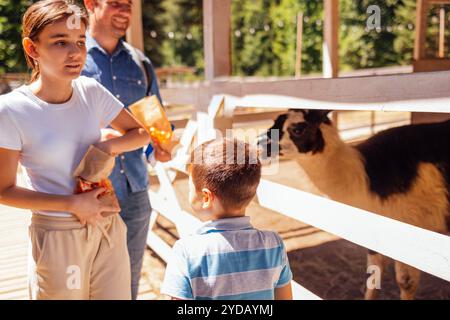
[129,95,179,153]
[73,145,119,217]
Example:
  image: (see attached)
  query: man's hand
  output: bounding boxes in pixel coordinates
[154,144,172,163]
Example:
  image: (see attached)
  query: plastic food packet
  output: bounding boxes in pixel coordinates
[129,95,179,153]
[73,145,119,217]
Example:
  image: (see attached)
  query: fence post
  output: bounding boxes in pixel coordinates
[295,12,304,78]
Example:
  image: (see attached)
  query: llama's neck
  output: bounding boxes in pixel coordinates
[294,124,369,206]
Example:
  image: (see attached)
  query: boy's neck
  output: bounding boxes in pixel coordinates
[201,208,247,222]
[214,212,246,221]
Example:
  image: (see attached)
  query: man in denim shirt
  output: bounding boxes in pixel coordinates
[82,0,171,299]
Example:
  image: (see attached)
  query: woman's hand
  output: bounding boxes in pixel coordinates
[69,188,121,226]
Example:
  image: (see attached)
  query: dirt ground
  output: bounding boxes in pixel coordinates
[138,158,450,300]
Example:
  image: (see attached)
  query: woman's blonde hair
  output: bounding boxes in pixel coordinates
[22,0,89,83]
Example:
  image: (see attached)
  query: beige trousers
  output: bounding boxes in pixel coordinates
[28,213,131,300]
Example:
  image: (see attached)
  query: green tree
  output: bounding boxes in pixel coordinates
[0,0,33,74]
[393,0,416,64]
[142,0,166,67]
[232,0,323,76]
[149,0,204,76]
[232,0,275,76]
[340,0,415,70]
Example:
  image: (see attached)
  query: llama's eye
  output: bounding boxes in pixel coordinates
[291,125,306,135]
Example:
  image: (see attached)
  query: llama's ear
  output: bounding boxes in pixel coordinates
[319,110,332,120]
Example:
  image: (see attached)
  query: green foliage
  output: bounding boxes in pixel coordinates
[232,0,323,76]
[340,0,416,70]
[393,0,416,64]
[143,0,204,76]
[0,0,33,74]
[142,0,166,67]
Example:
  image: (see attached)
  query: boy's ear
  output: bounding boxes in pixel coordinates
[201,188,213,209]
[22,37,39,61]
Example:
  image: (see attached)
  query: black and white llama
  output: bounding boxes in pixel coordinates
[259,109,450,300]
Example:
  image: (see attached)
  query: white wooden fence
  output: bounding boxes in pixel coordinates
[148,71,450,300]
[160,70,450,112]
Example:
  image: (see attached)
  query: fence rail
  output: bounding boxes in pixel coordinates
[160,70,450,112]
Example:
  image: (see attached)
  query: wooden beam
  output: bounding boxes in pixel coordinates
[414,0,430,61]
[147,232,174,264]
[429,0,450,4]
[295,12,304,78]
[228,93,450,113]
[413,58,450,71]
[323,0,340,78]
[411,112,450,124]
[227,110,286,124]
[203,0,232,81]
[439,7,446,58]
[126,0,144,51]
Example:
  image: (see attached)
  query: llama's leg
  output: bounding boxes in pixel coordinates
[364,250,385,300]
[394,261,421,300]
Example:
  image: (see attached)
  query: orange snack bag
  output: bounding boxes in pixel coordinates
[73,145,119,217]
[129,95,178,153]
[74,177,114,196]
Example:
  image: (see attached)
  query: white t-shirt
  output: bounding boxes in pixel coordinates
[0,76,123,217]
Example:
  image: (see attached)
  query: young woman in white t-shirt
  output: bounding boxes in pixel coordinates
[0,0,151,299]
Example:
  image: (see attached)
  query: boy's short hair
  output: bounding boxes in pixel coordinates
[190,139,261,212]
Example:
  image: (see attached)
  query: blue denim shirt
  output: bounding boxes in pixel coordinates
[82,34,162,200]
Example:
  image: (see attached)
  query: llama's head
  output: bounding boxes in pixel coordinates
[258,109,333,160]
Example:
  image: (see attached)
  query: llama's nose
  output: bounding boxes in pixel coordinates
[257,132,272,159]
[257,132,269,146]
[257,132,272,148]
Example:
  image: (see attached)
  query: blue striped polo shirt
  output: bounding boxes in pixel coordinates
[161,216,293,300]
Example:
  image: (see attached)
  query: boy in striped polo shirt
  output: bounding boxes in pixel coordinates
[161,138,293,300]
